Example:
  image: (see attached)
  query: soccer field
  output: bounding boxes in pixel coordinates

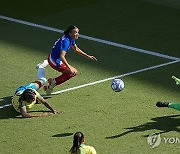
[0,0,180,153]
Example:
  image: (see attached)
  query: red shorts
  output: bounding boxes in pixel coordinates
[48,55,67,73]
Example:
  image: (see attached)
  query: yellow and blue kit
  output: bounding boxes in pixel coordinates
[12,83,41,113]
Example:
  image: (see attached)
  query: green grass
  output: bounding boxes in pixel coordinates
[1,0,180,56]
[0,0,180,154]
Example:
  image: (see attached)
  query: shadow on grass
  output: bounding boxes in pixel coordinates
[0,96,20,119]
[52,133,73,138]
[106,114,180,139]
[0,95,52,119]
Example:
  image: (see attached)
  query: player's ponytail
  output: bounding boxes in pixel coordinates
[64,25,77,35]
[70,132,84,154]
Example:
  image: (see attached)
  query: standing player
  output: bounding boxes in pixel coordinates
[69,132,97,154]
[37,25,97,95]
[156,76,180,111]
[12,65,59,118]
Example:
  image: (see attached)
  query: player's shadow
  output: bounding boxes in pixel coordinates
[106,114,180,139]
[52,133,73,138]
[0,96,20,119]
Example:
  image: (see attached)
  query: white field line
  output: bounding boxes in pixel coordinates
[51,60,179,95]
[0,15,180,61]
[0,60,179,109]
[0,103,12,109]
[0,16,179,108]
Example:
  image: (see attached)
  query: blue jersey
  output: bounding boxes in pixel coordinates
[49,34,76,66]
[14,83,37,94]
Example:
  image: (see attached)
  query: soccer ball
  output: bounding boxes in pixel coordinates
[111,79,124,92]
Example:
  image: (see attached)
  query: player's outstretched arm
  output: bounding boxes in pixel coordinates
[72,45,97,61]
[20,106,53,118]
[172,76,180,85]
[38,96,59,114]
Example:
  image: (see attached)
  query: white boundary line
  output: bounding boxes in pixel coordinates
[0,103,12,109]
[0,16,179,108]
[51,60,179,95]
[0,60,179,109]
[1,61,178,109]
[0,15,180,61]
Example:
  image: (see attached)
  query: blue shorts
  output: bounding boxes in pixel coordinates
[15,83,37,95]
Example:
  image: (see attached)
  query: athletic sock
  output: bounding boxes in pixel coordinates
[36,67,47,85]
[55,73,75,85]
[168,103,180,111]
[37,68,45,79]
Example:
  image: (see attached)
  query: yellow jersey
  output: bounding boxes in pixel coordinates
[12,88,40,113]
[79,144,97,154]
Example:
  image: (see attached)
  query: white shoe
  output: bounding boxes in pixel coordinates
[44,78,56,95]
[172,76,180,85]
[36,60,49,69]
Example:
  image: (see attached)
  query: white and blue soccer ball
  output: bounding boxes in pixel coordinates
[111,79,125,92]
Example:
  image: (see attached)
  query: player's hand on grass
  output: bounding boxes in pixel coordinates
[172,76,180,85]
[38,112,53,117]
[52,109,60,114]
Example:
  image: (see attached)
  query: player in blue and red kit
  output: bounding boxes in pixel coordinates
[37,25,97,95]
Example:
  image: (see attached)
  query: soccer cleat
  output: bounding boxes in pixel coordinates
[36,60,49,69]
[172,76,180,85]
[44,78,56,95]
[156,101,169,107]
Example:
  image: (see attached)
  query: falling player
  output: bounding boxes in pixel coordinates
[12,65,59,118]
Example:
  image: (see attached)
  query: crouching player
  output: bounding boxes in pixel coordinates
[156,76,180,111]
[12,65,59,118]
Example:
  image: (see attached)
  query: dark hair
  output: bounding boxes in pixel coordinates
[64,25,78,35]
[19,89,36,103]
[70,132,84,154]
